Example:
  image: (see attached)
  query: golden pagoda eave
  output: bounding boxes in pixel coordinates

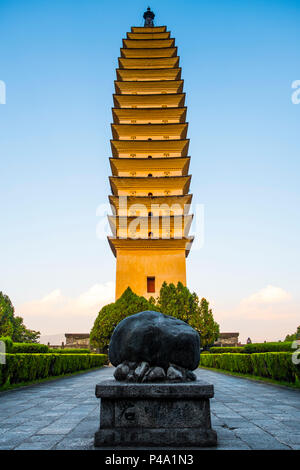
[131,26,167,33]
[108,194,193,214]
[112,107,187,124]
[109,175,191,195]
[114,79,184,95]
[118,57,179,69]
[120,47,177,59]
[109,156,190,176]
[108,236,194,258]
[116,68,182,82]
[113,92,186,109]
[108,214,193,235]
[127,32,171,40]
[111,122,188,140]
[110,139,190,158]
[123,38,175,49]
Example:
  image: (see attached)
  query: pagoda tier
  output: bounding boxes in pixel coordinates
[113,93,185,108]
[108,214,193,239]
[109,194,193,216]
[109,156,190,176]
[112,107,187,124]
[116,67,181,81]
[123,39,175,49]
[108,237,194,258]
[111,123,188,140]
[110,139,189,158]
[109,175,191,196]
[127,32,170,40]
[118,57,179,69]
[107,20,194,299]
[120,47,177,58]
[131,26,167,33]
[114,80,183,94]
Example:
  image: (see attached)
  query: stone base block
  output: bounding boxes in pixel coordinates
[95,427,217,447]
[94,380,217,448]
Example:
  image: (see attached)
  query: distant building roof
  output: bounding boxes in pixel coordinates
[218,332,239,339]
[65,333,90,339]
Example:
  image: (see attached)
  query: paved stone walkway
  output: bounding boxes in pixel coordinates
[0,366,299,450]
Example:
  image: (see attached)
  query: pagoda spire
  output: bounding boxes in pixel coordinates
[143,7,155,27]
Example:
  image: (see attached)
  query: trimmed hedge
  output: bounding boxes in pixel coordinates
[209,347,245,354]
[199,352,300,384]
[0,353,107,387]
[12,343,49,353]
[208,342,294,354]
[48,348,90,354]
[0,339,91,355]
[244,342,293,353]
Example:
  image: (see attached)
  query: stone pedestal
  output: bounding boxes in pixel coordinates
[94,380,217,447]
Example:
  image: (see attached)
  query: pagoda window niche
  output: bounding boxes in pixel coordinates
[147,276,155,293]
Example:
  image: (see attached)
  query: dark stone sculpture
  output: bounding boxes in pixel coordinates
[95,310,217,447]
[109,310,200,382]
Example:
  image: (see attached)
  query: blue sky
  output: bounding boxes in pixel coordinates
[0,0,299,342]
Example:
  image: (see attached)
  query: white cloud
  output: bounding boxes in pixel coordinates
[241,285,291,305]
[20,282,115,317]
[17,282,115,335]
[40,289,63,304]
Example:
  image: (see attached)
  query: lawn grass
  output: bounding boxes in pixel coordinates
[0,365,106,393]
[199,365,300,390]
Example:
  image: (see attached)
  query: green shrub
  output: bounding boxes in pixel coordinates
[48,348,90,354]
[244,342,293,353]
[251,352,296,382]
[0,353,107,387]
[199,352,298,384]
[209,347,245,354]
[207,343,294,354]
[11,343,49,353]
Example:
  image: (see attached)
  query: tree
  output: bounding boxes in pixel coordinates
[149,281,199,324]
[150,282,220,348]
[0,291,40,343]
[285,326,300,342]
[90,283,220,353]
[196,298,220,349]
[90,287,156,352]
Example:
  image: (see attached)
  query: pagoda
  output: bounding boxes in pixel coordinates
[108,9,194,299]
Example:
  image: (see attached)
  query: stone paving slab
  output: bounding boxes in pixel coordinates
[0,366,299,450]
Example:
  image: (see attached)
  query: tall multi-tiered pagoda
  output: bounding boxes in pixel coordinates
[108,9,194,299]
